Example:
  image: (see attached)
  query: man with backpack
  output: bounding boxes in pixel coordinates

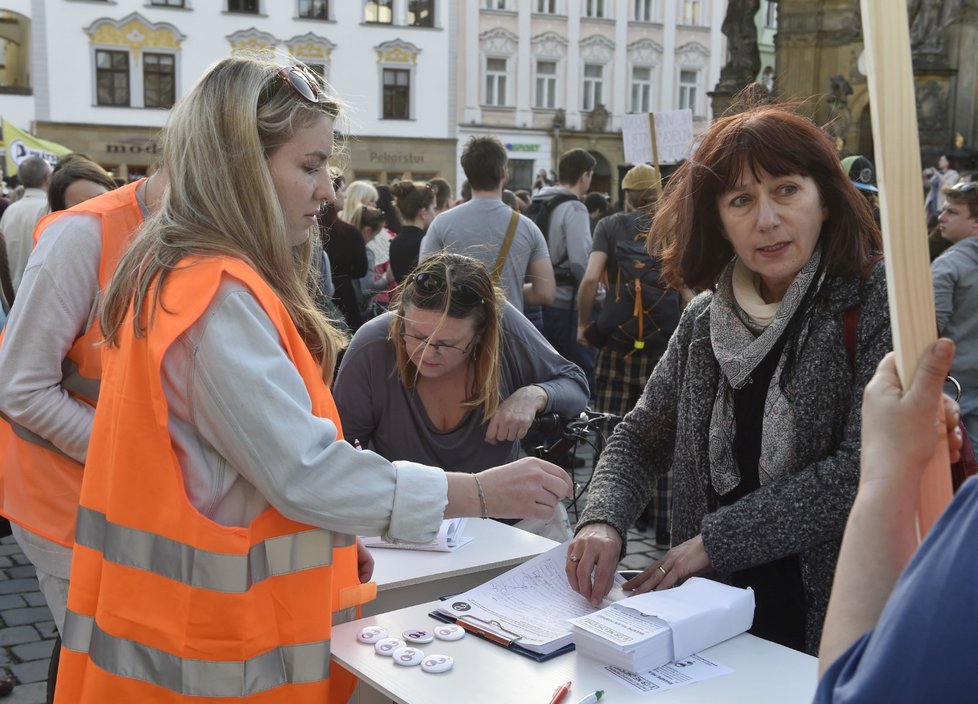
[420,136,555,312]
[577,163,681,547]
[530,149,597,390]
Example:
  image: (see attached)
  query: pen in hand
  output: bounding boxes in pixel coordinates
[549,680,572,704]
[572,691,604,704]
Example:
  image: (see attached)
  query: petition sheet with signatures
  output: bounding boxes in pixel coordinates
[435,541,626,654]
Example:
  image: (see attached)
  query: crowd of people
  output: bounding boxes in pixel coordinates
[0,54,975,701]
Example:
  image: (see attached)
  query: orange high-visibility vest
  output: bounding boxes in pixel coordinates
[54,256,374,703]
[0,181,143,546]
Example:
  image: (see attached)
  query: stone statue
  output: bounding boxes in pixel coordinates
[551,108,566,130]
[585,104,609,132]
[719,0,761,87]
[825,75,853,144]
[908,0,962,56]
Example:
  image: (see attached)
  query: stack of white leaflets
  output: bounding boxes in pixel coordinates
[569,577,755,673]
[360,518,472,552]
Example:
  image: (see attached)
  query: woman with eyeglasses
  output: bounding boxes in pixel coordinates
[52,56,572,704]
[333,252,590,540]
[566,105,890,656]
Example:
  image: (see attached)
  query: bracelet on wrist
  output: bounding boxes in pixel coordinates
[473,474,490,519]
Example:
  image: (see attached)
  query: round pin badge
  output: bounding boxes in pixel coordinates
[374,638,405,656]
[421,654,454,673]
[402,629,435,644]
[433,624,465,641]
[357,626,388,644]
[392,646,425,667]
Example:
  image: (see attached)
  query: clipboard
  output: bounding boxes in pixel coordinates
[427,609,575,662]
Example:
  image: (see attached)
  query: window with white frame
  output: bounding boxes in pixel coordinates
[681,0,701,25]
[536,0,556,13]
[375,38,420,119]
[765,0,777,28]
[151,0,185,6]
[408,0,435,26]
[679,69,698,112]
[585,0,604,18]
[365,0,393,23]
[88,16,183,109]
[531,31,566,110]
[485,57,508,106]
[228,0,259,12]
[485,0,506,8]
[633,0,653,21]
[143,53,175,108]
[298,0,329,20]
[630,66,652,113]
[582,63,604,111]
[383,68,410,118]
[535,60,557,108]
[96,50,129,106]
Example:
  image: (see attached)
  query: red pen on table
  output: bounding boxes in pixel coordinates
[549,680,572,704]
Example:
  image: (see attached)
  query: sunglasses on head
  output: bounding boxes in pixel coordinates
[408,272,484,308]
[951,181,977,193]
[277,66,323,104]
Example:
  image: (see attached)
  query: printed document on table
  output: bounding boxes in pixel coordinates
[361,518,473,552]
[435,541,626,653]
[605,654,733,695]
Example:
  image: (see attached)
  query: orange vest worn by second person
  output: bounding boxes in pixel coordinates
[0,180,143,547]
[54,256,373,703]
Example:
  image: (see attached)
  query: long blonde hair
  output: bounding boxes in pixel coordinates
[100,54,347,382]
[340,180,378,222]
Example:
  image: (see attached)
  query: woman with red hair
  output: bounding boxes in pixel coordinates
[567,105,888,655]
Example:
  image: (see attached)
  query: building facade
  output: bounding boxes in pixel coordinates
[457,0,727,200]
[3,1,740,196]
[2,0,457,183]
[775,0,978,170]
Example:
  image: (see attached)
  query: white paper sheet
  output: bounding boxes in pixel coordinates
[605,654,733,695]
[361,518,473,552]
[435,541,626,653]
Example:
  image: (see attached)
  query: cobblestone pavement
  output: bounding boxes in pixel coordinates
[0,474,666,703]
[0,535,56,704]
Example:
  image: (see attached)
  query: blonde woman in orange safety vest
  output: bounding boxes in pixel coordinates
[53,55,572,704]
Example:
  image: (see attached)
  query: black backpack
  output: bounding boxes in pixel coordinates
[588,228,679,356]
[525,193,581,285]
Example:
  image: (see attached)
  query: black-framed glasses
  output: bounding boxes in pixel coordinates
[399,329,477,356]
[408,272,484,308]
[950,181,977,193]
[277,66,322,104]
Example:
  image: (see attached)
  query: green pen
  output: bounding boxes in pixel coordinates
[572,691,604,704]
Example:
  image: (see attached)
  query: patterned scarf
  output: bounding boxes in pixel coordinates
[707,248,822,496]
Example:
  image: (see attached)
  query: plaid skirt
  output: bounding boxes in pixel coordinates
[593,347,672,542]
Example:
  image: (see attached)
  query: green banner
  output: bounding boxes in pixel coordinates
[2,119,71,177]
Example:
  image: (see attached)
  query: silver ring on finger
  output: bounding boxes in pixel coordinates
[657,565,667,577]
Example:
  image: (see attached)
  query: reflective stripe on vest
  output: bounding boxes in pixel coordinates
[0,412,74,461]
[75,505,356,593]
[62,609,330,697]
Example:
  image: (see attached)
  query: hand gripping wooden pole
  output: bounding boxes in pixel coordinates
[859,0,953,534]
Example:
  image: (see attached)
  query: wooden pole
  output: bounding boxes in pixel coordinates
[860,0,953,534]
[648,112,662,195]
